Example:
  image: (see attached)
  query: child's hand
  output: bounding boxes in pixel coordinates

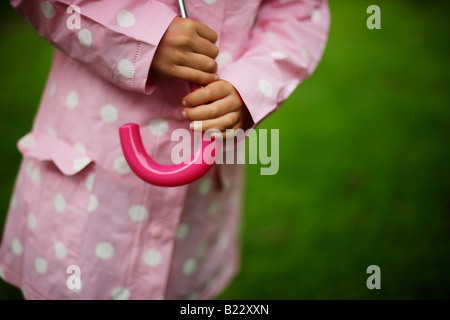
[150,17,219,86]
[182,80,247,139]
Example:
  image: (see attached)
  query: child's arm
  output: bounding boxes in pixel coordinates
[183,0,330,137]
[10,0,178,94]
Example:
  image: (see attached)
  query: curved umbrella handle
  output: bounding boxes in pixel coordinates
[119,122,217,187]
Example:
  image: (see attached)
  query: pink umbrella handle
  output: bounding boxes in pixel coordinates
[119,84,218,187]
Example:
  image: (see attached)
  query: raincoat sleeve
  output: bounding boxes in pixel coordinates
[219,0,330,128]
[10,0,178,95]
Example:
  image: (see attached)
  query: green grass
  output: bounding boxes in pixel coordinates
[1,1,449,300]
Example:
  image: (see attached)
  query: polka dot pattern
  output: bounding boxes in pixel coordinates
[74,142,87,154]
[95,241,115,260]
[100,104,119,123]
[31,167,41,185]
[12,238,23,256]
[118,59,134,79]
[54,241,67,259]
[54,194,66,213]
[87,194,99,212]
[66,91,79,109]
[216,52,232,69]
[111,287,130,300]
[49,82,57,97]
[78,28,92,48]
[128,205,148,222]
[175,223,189,240]
[40,1,56,19]
[19,134,36,150]
[182,258,197,275]
[85,173,95,191]
[35,257,48,274]
[149,119,169,137]
[27,212,37,231]
[117,10,136,27]
[204,0,218,4]
[143,249,162,267]
[198,178,212,195]
[258,79,273,98]
[114,156,131,174]
[73,157,91,172]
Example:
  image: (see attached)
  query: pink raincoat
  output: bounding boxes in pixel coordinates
[0,0,330,299]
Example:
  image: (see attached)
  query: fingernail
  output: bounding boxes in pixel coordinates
[214,74,220,80]
[181,110,187,119]
[182,100,187,107]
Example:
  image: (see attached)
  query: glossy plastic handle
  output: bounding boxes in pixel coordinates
[119,122,217,187]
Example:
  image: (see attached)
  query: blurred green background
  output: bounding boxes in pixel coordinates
[1,1,449,299]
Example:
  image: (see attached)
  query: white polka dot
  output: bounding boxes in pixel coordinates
[270,51,286,59]
[21,288,27,299]
[85,173,95,191]
[198,178,212,195]
[10,194,17,209]
[26,160,34,177]
[302,46,310,65]
[118,59,134,79]
[73,141,87,154]
[217,232,229,249]
[203,0,218,4]
[111,287,130,300]
[182,258,197,275]
[35,257,48,275]
[117,10,136,27]
[54,241,67,259]
[216,52,232,69]
[31,167,41,185]
[196,243,207,258]
[100,104,119,123]
[311,8,322,22]
[27,213,37,231]
[66,91,79,109]
[287,82,298,95]
[149,118,169,137]
[19,134,36,150]
[143,249,162,267]
[49,82,56,97]
[40,1,56,19]
[258,79,273,98]
[73,157,91,172]
[175,223,189,240]
[12,238,23,256]
[208,200,220,215]
[78,28,92,48]
[114,156,131,174]
[0,267,4,280]
[95,242,115,260]
[128,205,148,222]
[47,127,57,137]
[54,194,66,213]
[87,194,99,212]
[250,13,257,26]
[188,291,199,300]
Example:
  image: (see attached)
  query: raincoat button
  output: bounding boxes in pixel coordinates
[150,226,163,238]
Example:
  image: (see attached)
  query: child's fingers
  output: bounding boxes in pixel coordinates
[173,65,218,86]
[190,36,219,59]
[190,111,242,132]
[183,81,231,107]
[183,96,239,121]
[195,21,218,44]
[180,52,218,74]
[216,121,245,140]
